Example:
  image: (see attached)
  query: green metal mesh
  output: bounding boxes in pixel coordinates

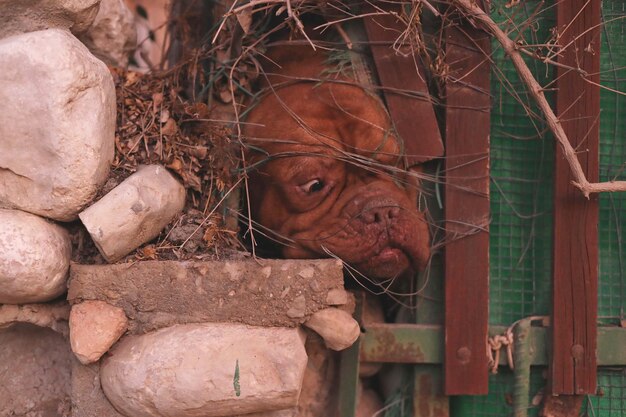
[598,0,626,325]
[451,369,545,417]
[488,0,554,326]
[451,369,626,417]
[583,369,626,417]
[488,0,626,327]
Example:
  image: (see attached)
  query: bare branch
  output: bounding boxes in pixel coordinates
[451,0,626,198]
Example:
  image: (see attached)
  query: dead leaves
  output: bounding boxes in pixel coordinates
[235,9,252,35]
[110,68,242,261]
[112,68,237,195]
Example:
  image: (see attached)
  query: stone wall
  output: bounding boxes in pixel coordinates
[67,259,355,417]
[0,2,363,415]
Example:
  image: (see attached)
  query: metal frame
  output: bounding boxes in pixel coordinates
[339,323,626,416]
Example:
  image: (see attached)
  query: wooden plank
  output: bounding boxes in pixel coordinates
[363,4,444,165]
[552,0,601,395]
[443,16,491,395]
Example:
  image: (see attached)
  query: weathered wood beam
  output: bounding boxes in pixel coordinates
[444,7,491,395]
[552,0,601,395]
[363,3,444,165]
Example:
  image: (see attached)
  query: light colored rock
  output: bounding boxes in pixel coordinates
[336,290,356,315]
[325,288,349,305]
[303,308,360,351]
[0,0,100,38]
[0,29,115,221]
[64,0,102,32]
[100,323,308,417]
[78,0,136,67]
[0,302,70,336]
[69,300,128,364]
[0,324,72,417]
[239,409,296,417]
[286,295,306,318]
[0,209,71,304]
[79,165,185,262]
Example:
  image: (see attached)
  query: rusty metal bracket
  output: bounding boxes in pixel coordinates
[359,324,626,367]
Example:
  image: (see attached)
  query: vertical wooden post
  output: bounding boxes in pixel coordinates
[363,4,444,165]
[444,14,491,394]
[552,0,600,395]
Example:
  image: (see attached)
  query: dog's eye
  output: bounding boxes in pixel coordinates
[302,179,324,194]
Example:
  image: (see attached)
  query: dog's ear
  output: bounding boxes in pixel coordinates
[327,84,402,165]
[342,117,401,161]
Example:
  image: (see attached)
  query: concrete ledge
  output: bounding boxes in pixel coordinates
[68,259,345,333]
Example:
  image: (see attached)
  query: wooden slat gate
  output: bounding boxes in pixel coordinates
[96,0,626,415]
[337,0,618,415]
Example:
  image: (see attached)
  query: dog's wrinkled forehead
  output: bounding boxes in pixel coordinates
[245,89,403,167]
[244,46,404,168]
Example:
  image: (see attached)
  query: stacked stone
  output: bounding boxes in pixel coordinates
[68,259,361,417]
[0,1,114,415]
[0,1,167,415]
[0,0,115,304]
[0,0,184,306]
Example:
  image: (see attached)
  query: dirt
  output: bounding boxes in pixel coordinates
[0,324,72,417]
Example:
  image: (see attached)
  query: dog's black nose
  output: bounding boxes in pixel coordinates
[362,205,400,224]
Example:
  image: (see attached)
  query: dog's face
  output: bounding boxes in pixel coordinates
[243,46,430,282]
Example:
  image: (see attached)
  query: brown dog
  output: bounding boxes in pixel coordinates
[243,41,430,283]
